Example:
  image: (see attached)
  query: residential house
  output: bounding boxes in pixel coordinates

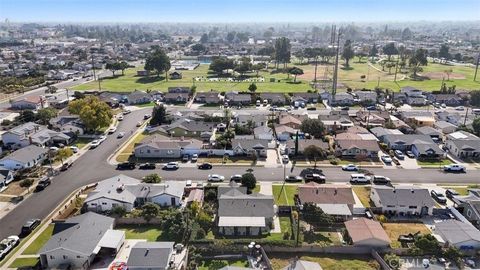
[49,115,85,135]
[134,136,203,159]
[235,113,267,128]
[195,91,221,104]
[285,139,329,156]
[401,86,426,106]
[434,121,457,135]
[434,220,480,249]
[127,242,185,270]
[128,90,152,105]
[445,131,480,159]
[39,212,125,270]
[0,145,48,170]
[370,127,403,141]
[254,125,273,140]
[382,134,436,151]
[370,186,435,216]
[411,141,445,160]
[297,183,354,220]
[84,175,186,212]
[457,199,480,229]
[169,71,183,79]
[318,113,354,133]
[291,92,319,104]
[400,111,435,127]
[416,126,442,142]
[392,92,407,104]
[281,260,323,270]
[331,93,355,106]
[260,93,286,105]
[356,110,389,127]
[274,124,297,141]
[2,122,71,148]
[0,167,14,190]
[279,114,303,129]
[186,189,204,206]
[44,91,71,109]
[218,188,274,236]
[164,120,216,139]
[354,91,377,105]
[98,92,122,107]
[168,87,191,94]
[225,91,252,105]
[334,139,380,159]
[164,92,190,104]
[10,95,47,110]
[427,94,463,107]
[231,139,269,157]
[344,218,391,248]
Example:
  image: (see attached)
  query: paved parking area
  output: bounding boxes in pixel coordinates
[398,156,420,169]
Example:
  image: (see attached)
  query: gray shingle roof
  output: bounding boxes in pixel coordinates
[372,186,435,208]
[435,220,480,245]
[127,242,174,268]
[1,145,48,163]
[218,188,274,218]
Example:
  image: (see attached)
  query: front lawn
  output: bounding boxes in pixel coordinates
[417,159,453,167]
[272,185,298,206]
[23,224,54,255]
[382,222,430,248]
[270,254,380,270]
[116,224,164,241]
[116,132,147,162]
[9,257,39,268]
[352,187,374,207]
[197,259,250,270]
[72,137,93,149]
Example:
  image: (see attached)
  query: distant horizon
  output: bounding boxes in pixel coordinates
[0,0,479,23]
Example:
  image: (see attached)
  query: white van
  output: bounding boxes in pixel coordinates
[350,174,371,184]
[473,109,480,115]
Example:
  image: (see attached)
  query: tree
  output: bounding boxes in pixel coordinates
[302,202,334,230]
[36,107,57,125]
[382,42,398,61]
[144,48,171,79]
[241,173,257,192]
[369,43,378,61]
[234,57,252,76]
[473,117,480,136]
[209,56,235,76]
[119,61,129,75]
[200,33,209,43]
[56,148,73,165]
[439,44,450,60]
[105,62,122,77]
[288,67,304,83]
[248,83,257,93]
[150,104,167,126]
[342,39,355,67]
[252,63,266,77]
[470,90,480,107]
[274,37,291,69]
[303,145,326,168]
[191,43,206,54]
[300,119,325,139]
[412,234,441,255]
[141,203,160,222]
[111,205,127,217]
[454,53,462,62]
[143,173,162,183]
[444,68,453,81]
[17,110,36,123]
[68,96,112,132]
[409,48,428,78]
[226,31,236,43]
[357,52,367,63]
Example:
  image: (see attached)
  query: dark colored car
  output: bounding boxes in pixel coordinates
[197,163,213,170]
[116,162,136,170]
[230,174,242,182]
[139,163,156,170]
[285,175,303,182]
[35,178,51,192]
[431,190,447,204]
[60,162,72,171]
[445,189,460,200]
[304,174,326,183]
[21,219,41,236]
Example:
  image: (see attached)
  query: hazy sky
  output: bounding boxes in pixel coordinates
[0,0,479,23]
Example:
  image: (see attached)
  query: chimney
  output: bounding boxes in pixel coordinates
[145,249,150,256]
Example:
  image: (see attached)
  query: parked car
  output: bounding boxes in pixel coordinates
[365,210,373,219]
[117,115,124,121]
[116,162,136,170]
[123,109,131,115]
[394,150,405,160]
[381,155,392,164]
[98,135,107,143]
[405,151,415,158]
[139,163,156,170]
[443,164,466,173]
[49,146,59,152]
[197,163,212,170]
[182,154,190,162]
[230,174,242,182]
[60,162,72,171]
[117,132,125,138]
[108,127,117,134]
[21,219,41,236]
[191,154,198,162]
[69,146,79,153]
[431,190,447,204]
[285,175,303,182]
[163,162,179,170]
[342,164,358,171]
[456,106,465,111]
[144,114,151,119]
[350,174,371,184]
[136,121,142,127]
[90,140,100,149]
[0,235,20,260]
[372,175,391,185]
[304,173,326,183]
[208,174,225,182]
[445,189,460,200]
[282,155,289,164]
[35,177,51,192]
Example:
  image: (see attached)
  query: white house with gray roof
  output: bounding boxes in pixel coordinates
[434,220,480,249]
[445,131,480,159]
[39,212,125,269]
[0,145,48,170]
[84,175,186,212]
[231,139,269,157]
[2,122,70,148]
[127,242,185,270]
[134,136,203,159]
[370,186,435,216]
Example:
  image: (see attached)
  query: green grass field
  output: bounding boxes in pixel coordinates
[9,257,40,268]
[117,224,164,241]
[272,185,298,206]
[72,58,480,94]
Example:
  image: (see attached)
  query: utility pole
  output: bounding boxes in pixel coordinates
[332,27,341,101]
[91,54,96,81]
[464,107,469,126]
[474,52,480,82]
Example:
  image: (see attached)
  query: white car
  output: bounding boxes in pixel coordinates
[444,164,466,172]
[123,109,131,115]
[0,235,19,260]
[342,164,358,171]
[117,132,125,138]
[208,174,225,182]
[136,121,142,127]
[163,162,179,170]
[117,115,124,121]
[98,135,107,143]
[108,127,117,134]
[282,155,289,164]
[69,146,79,153]
[191,154,198,162]
[350,174,371,184]
[381,155,393,164]
[49,146,59,152]
[90,140,100,149]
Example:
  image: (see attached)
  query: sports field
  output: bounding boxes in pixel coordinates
[72,57,480,93]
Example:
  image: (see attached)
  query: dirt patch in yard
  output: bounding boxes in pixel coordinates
[423,72,466,80]
[383,222,430,248]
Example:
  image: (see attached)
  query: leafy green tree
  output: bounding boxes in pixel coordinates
[143,173,162,183]
[141,203,160,222]
[288,67,304,83]
[470,90,480,107]
[200,33,209,43]
[56,148,73,165]
[439,44,450,59]
[248,83,257,93]
[274,37,291,69]
[111,205,127,217]
[302,202,334,230]
[369,43,378,61]
[105,62,122,77]
[68,96,112,132]
[303,145,327,168]
[384,253,401,270]
[17,110,36,123]
[209,57,235,76]
[472,117,480,136]
[144,48,171,79]
[252,63,266,77]
[119,61,129,75]
[342,39,355,67]
[36,107,57,125]
[413,234,441,255]
[300,119,325,139]
[241,173,257,192]
[383,42,398,61]
[234,57,252,76]
[191,43,206,53]
[409,48,428,78]
[150,104,167,126]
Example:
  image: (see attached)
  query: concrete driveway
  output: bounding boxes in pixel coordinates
[398,156,420,169]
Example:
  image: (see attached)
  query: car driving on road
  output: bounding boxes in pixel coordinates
[372,175,391,185]
[197,163,212,170]
[163,162,179,170]
[89,140,100,149]
[208,174,225,182]
[443,164,466,173]
[304,173,325,183]
[342,164,358,171]
[350,174,371,184]
[35,177,51,192]
[285,175,303,182]
[230,174,242,182]
[117,132,125,138]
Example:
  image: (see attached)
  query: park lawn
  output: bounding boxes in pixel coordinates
[116,224,165,242]
[352,187,374,207]
[22,224,54,255]
[272,185,298,206]
[417,159,453,167]
[382,222,430,248]
[116,132,147,162]
[197,259,250,270]
[270,254,379,270]
[9,257,40,268]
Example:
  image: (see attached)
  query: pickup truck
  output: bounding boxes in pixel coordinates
[443,164,466,173]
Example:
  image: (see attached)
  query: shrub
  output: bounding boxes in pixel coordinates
[20,178,34,188]
[283,231,291,240]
